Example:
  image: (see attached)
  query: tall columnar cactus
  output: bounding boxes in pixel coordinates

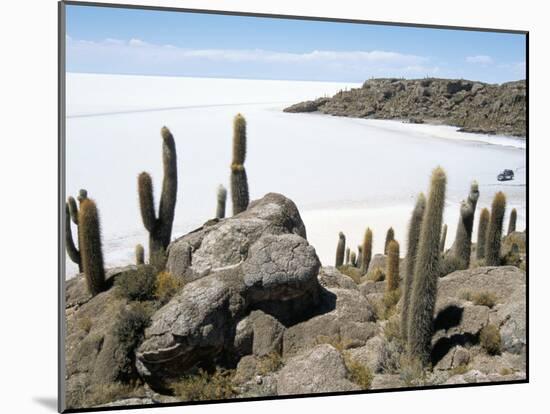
[476,208,490,260]
[485,192,506,266]
[508,208,517,235]
[345,247,351,265]
[350,251,357,267]
[386,240,400,292]
[361,228,373,274]
[384,227,395,255]
[440,224,447,253]
[216,184,227,219]
[231,114,250,215]
[401,193,426,341]
[357,246,363,269]
[65,189,88,272]
[335,232,346,267]
[135,244,145,265]
[407,167,446,366]
[79,199,106,296]
[449,181,480,269]
[138,126,178,266]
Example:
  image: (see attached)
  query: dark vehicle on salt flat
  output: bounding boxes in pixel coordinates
[497,169,515,181]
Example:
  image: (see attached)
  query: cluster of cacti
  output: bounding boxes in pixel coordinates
[79,198,106,296]
[485,192,506,266]
[476,208,490,260]
[407,167,447,366]
[508,208,517,235]
[384,227,395,254]
[231,114,250,215]
[386,240,400,292]
[138,126,178,267]
[448,181,479,269]
[400,193,426,342]
[439,224,447,253]
[65,189,88,272]
[361,228,373,273]
[216,184,227,219]
[335,231,346,267]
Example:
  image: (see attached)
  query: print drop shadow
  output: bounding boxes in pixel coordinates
[430,304,479,366]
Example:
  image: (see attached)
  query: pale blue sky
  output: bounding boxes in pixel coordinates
[65,4,526,83]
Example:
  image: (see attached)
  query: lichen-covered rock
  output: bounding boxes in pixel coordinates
[277,345,360,394]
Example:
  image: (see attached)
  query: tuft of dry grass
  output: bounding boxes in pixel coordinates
[367,267,385,282]
[336,265,363,284]
[343,355,373,389]
[460,290,497,308]
[450,364,470,376]
[480,324,502,355]
[154,271,184,304]
[257,352,284,375]
[171,369,237,402]
[399,355,427,386]
[314,334,355,352]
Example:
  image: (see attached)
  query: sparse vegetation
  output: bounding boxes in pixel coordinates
[154,271,184,304]
[344,355,373,390]
[367,267,385,282]
[480,324,502,355]
[171,369,237,401]
[115,265,156,301]
[257,352,284,375]
[337,264,363,283]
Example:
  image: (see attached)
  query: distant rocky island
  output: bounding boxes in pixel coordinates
[284,78,526,137]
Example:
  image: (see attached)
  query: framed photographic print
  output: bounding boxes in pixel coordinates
[58,1,527,412]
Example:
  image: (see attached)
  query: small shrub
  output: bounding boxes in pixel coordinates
[383,316,402,343]
[257,352,283,375]
[472,291,497,308]
[367,267,385,282]
[171,369,237,401]
[314,334,354,352]
[337,265,363,284]
[451,364,470,376]
[77,316,93,333]
[499,367,514,376]
[480,324,502,355]
[344,355,373,389]
[459,290,473,301]
[113,302,153,381]
[154,271,184,304]
[399,355,426,386]
[115,265,156,301]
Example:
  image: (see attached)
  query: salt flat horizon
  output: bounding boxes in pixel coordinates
[65,73,526,277]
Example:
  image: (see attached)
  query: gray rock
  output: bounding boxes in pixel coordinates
[277,345,360,394]
[370,374,406,390]
[347,336,387,373]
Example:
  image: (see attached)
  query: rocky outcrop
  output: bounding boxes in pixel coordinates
[136,193,321,391]
[284,78,526,137]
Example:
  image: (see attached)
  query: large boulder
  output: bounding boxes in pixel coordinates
[136,194,321,391]
[277,344,360,394]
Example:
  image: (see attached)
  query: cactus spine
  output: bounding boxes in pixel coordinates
[407,167,447,366]
[485,192,506,266]
[476,208,490,260]
[449,181,479,269]
[361,228,373,274]
[401,193,426,342]
[231,114,249,215]
[216,184,227,219]
[345,247,351,265]
[384,227,395,255]
[335,232,346,267]
[65,190,88,272]
[79,199,106,296]
[135,244,145,265]
[440,224,447,253]
[386,240,400,292]
[508,208,517,235]
[138,127,178,266]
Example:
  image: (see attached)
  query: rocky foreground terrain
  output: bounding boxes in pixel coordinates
[284,78,526,137]
[65,193,526,409]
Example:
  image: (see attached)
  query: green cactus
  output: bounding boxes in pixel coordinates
[79,199,106,296]
[449,181,480,269]
[361,228,373,274]
[345,247,351,265]
[386,240,400,292]
[138,126,178,266]
[485,192,506,266]
[350,251,357,267]
[231,114,249,215]
[508,208,517,235]
[135,244,145,265]
[335,231,346,267]
[357,245,363,269]
[65,190,88,272]
[384,227,395,255]
[216,184,227,219]
[401,193,426,341]
[407,167,447,366]
[476,208,490,260]
[440,224,447,253]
